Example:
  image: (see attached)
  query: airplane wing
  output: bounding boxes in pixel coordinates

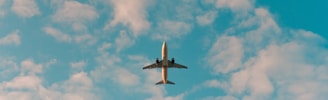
[168,60,188,69]
[142,60,162,69]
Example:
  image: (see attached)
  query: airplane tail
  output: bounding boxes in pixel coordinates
[155,80,175,85]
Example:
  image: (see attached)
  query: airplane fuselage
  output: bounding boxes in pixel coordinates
[162,42,168,84]
[142,41,187,85]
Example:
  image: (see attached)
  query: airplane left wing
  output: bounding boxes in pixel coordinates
[142,60,162,69]
[168,61,188,69]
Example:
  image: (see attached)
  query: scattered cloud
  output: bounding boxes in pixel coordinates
[104,0,150,36]
[215,0,253,13]
[52,1,98,32]
[0,30,20,46]
[0,0,6,17]
[11,0,40,18]
[115,30,135,52]
[91,42,140,87]
[112,68,140,86]
[44,26,97,45]
[204,3,328,100]
[197,11,217,26]
[0,58,19,80]
[2,75,41,90]
[21,59,42,75]
[202,95,238,100]
[70,61,86,72]
[207,36,243,74]
[152,20,191,40]
[44,26,72,43]
[0,58,99,100]
[74,34,97,45]
[56,72,98,100]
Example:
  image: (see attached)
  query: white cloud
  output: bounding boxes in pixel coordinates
[207,36,243,74]
[44,26,72,43]
[0,30,20,46]
[0,58,19,80]
[0,0,4,6]
[204,1,328,99]
[97,42,111,53]
[11,0,40,18]
[70,61,86,73]
[0,59,99,100]
[44,26,97,45]
[204,79,225,88]
[3,75,41,90]
[112,68,140,86]
[216,0,253,13]
[0,0,5,17]
[52,1,98,32]
[204,31,328,100]
[21,59,42,75]
[197,11,217,26]
[152,20,191,40]
[74,34,97,45]
[104,0,150,36]
[115,30,135,52]
[52,1,98,23]
[202,95,238,100]
[91,43,141,87]
[206,30,328,99]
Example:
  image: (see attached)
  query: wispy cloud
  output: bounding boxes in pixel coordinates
[0,58,99,100]
[52,1,98,32]
[152,20,191,41]
[204,1,328,99]
[44,26,72,43]
[44,26,97,45]
[197,11,217,26]
[91,42,140,86]
[115,30,135,52]
[0,0,6,17]
[70,61,86,72]
[74,34,97,45]
[11,0,40,18]
[104,0,150,36]
[0,30,20,46]
[112,68,140,86]
[0,58,18,80]
[21,59,42,75]
[207,36,243,74]
[216,0,253,13]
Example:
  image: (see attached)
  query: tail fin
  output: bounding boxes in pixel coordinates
[155,80,175,85]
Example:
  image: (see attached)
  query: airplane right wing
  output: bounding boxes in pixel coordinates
[142,60,162,69]
[168,61,188,69]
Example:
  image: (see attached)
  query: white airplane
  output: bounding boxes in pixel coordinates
[143,41,187,85]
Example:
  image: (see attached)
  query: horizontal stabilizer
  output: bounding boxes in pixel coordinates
[155,80,164,85]
[166,80,175,85]
[155,80,175,85]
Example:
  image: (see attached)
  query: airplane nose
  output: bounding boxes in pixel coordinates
[163,41,166,46]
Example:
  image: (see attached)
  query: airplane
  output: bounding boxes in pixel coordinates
[142,41,187,85]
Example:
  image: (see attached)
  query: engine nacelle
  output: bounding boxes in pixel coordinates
[171,58,175,64]
[156,58,159,64]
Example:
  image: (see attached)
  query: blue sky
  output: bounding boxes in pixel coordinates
[0,0,327,100]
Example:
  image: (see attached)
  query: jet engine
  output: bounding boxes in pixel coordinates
[171,58,175,64]
[156,58,159,64]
